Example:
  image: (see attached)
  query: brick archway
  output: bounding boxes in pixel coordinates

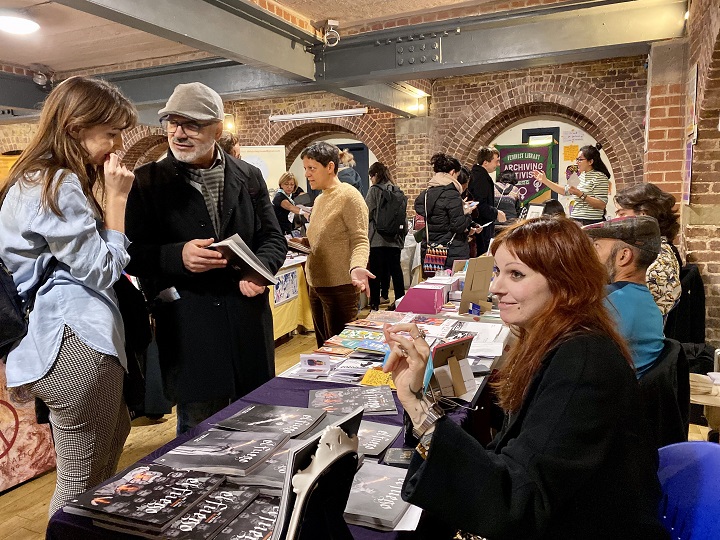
[443,75,646,191]
[252,112,396,171]
[121,125,166,169]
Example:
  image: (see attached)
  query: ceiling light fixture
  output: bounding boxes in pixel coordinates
[269,108,368,122]
[0,14,40,35]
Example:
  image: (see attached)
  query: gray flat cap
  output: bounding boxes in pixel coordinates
[583,215,661,254]
[158,82,224,121]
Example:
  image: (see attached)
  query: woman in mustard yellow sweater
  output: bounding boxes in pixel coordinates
[301,142,374,347]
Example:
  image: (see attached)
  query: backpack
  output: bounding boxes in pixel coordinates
[0,256,57,361]
[372,184,407,240]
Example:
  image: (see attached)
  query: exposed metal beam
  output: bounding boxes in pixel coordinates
[56,0,318,81]
[334,84,425,118]
[0,72,49,112]
[317,0,687,84]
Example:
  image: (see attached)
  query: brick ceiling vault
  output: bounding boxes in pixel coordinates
[443,75,646,191]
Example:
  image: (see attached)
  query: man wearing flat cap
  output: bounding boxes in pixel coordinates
[125,82,287,434]
[584,215,664,378]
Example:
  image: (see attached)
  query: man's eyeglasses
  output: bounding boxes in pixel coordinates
[161,117,214,136]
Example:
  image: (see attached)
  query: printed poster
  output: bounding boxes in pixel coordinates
[274,268,299,306]
[495,144,553,204]
[0,365,56,492]
[238,145,287,193]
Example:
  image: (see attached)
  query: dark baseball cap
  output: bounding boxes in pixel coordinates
[583,215,661,254]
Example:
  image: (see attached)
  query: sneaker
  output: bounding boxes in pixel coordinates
[379,297,390,305]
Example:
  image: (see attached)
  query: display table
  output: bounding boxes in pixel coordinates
[47,376,477,539]
[269,257,314,340]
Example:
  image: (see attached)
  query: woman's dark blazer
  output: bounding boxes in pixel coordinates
[125,150,287,404]
[403,334,668,540]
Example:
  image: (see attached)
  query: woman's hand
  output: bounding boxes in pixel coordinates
[382,323,431,414]
[531,169,549,185]
[104,153,134,199]
[567,186,582,197]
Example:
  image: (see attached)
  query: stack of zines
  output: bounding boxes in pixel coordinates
[153,429,290,476]
[213,404,326,438]
[343,461,413,531]
[63,464,260,539]
[308,385,398,416]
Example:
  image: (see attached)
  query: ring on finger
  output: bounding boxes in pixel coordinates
[398,346,409,357]
[411,329,427,340]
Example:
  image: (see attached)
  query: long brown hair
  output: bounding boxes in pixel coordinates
[1,76,136,218]
[490,217,632,412]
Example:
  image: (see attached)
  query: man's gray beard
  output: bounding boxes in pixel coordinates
[171,138,216,166]
[604,259,617,283]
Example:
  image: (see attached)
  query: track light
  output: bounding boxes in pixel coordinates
[269,108,368,122]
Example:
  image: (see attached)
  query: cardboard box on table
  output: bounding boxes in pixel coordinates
[395,283,445,314]
[458,256,494,315]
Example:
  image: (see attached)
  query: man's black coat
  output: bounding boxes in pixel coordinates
[125,150,287,404]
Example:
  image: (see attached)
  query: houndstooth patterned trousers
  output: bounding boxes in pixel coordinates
[29,326,131,517]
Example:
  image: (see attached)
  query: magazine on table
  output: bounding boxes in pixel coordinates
[344,461,412,531]
[153,429,290,476]
[210,233,277,286]
[229,439,305,494]
[214,404,326,439]
[308,385,398,416]
[96,481,259,539]
[356,421,402,457]
[64,464,223,533]
[213,495,281,540]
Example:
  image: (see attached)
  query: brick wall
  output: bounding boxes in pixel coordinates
[0,123,38,154]
[686,0,720,345]
[345,0,590,36]
[434,56,648,190]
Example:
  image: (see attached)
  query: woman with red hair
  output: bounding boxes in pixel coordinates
[383,217,666,539]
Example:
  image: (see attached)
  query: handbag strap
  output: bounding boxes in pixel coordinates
[424,191,430,245]
[424,191,456,247]
[24,257,58,316]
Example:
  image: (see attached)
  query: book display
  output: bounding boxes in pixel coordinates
[63,464,224,533]
[97,481,259,539]
[214,404,326,438]
[154,429,290,476]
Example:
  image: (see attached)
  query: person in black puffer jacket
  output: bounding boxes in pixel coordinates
[414,153,473,271]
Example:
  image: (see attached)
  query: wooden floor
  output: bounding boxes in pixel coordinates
[0,332,318,540]
[0,326,713,539]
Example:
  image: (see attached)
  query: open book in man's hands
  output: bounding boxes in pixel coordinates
[210,234,278,286]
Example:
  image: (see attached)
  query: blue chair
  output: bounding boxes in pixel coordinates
[658,442,720,539]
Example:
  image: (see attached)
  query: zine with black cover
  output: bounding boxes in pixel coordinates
[213,495,281,540]
[229,439,304,493]
[96,481,259,539]
[153,429,290,476]
[357,420,402,456]
[64,464,223,533]
[308,385,398,416]
[382,448,414,469]
[343,461,411,531]
[214,404,326,438]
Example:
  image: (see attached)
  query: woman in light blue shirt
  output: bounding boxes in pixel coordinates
[0,77,137,515]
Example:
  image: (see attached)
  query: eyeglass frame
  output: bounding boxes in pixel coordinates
[160,116,218,137]
[575,156,588,162]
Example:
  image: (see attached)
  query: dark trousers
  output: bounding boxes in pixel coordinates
[309,284,359,347]
[368,246,405,309]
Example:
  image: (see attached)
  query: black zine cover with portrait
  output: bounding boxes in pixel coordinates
[214,404,326,439]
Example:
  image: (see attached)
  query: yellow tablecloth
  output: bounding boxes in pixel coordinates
[269,262,313,340]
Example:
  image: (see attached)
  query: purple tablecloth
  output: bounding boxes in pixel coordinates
[47,377,471,539]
